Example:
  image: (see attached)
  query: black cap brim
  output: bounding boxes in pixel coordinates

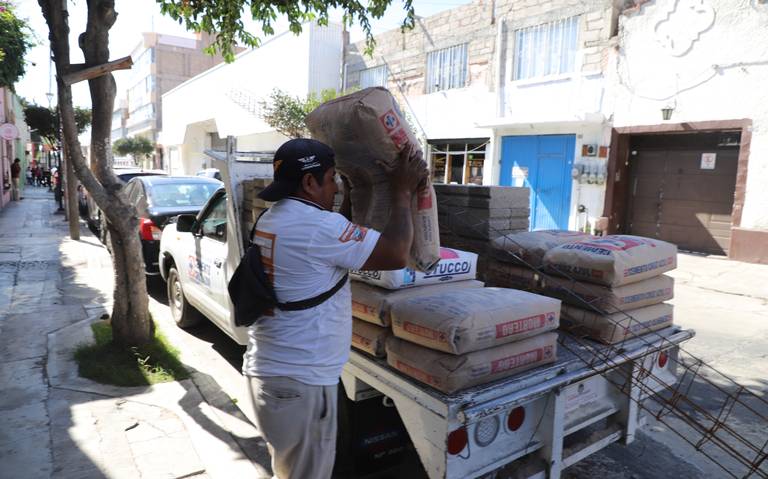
[257,180,298,202]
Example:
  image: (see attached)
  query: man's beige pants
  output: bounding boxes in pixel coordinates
[248,376,337,479]
[10,177,20,201]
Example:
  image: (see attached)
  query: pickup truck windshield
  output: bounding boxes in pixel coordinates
[150,183,218,207]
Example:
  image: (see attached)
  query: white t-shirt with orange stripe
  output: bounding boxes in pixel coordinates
[242,197,380,385]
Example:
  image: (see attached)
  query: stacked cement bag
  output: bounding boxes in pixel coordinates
[351,247,477,290]
[349,246,482,359]
[542,235,677,343]
[486,230,595,287]
[386,287,561,394]
[307,87,440,272]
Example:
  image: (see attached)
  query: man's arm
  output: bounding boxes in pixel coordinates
[361,144,428,271]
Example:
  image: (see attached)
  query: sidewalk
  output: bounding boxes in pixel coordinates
[0,189,266,478]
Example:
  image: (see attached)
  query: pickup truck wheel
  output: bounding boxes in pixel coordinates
[167,267,201,328]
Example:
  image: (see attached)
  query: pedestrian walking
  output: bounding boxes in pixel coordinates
[10,158,22,200]
[243,138,427,479]
[34,165,43,186]
[25,166,33,186]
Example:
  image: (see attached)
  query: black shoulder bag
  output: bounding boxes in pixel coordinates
[228,211,348,327]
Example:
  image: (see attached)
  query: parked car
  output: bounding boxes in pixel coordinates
[123,175,222,275]
[196,168,222,181]
[80,167,167,236]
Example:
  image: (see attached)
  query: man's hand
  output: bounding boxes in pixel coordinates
[380,143,429,194]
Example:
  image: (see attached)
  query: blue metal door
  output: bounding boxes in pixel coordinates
[500,135,575,230]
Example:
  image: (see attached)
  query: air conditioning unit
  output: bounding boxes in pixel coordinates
[582,144,598,156]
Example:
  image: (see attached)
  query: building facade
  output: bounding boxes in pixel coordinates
[605,0,768,263]
[0,89,30,207]
[344,0,618,233]
[119,32,230,169]
[160,22,344,176]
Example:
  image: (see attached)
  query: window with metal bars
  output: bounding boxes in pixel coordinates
[426,44,469,93]
[359,65,388,89]
[513,16,580,81]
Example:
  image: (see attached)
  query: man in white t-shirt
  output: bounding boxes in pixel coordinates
[244,138,427,479]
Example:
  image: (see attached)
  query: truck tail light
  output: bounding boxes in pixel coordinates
[507,406,525,432]
[140,218,162,241]
[447,427,468,455]
[658,350,669,369]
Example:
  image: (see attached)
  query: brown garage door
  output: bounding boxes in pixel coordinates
[627,133,739,255]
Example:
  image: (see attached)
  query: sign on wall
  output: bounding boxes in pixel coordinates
[0,123,18,141]
[700,152,717,170]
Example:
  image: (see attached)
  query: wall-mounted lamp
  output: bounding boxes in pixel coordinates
[661,106,674,121]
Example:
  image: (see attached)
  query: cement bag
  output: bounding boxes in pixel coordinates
[543,235,677,287]
[540,274,674,311]
[386,332,558,394]
[306,87,440,272]
[484,262,538,290]
[491,230,596,267]
[352,279,485,327]
[351,248,477,290]
[390,287,560,355]
[561,303,674,344]
[351,319,390,358]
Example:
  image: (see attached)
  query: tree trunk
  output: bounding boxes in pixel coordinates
[40,0,152,346]
[64,142,80,240]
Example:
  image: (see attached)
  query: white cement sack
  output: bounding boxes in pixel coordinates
[561,303,674,344]
[543,235,677,287]
[491,230,596,267]
[391,287,560,355]
[306,87,440,272]
[351,248,477,290]
[352,279,485,327]
[386,332,558,394]
[351,319,390,358]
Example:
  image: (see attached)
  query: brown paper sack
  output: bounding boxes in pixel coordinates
[561,302,674,344]
[386,332,558,394]
[391,287,560,355]
[543,235,677,287]
[351,247,477,290]
[491,230,596,267]
[306,87,440,272]
[351,318,390,358]
[352,279,485,326]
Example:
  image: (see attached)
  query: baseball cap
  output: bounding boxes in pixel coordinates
[258,138,336,202]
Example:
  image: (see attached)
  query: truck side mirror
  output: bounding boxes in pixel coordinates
[175,214,197,233]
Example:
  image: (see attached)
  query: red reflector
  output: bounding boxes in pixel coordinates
[446,427,468,455]
[507,406,525,431]
[658,350,669,368]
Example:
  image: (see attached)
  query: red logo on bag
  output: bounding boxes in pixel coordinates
[379,110,400,132]
[417,186,432,210]
[389,128,409,149]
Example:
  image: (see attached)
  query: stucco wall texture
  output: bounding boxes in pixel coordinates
[612,0,768,229]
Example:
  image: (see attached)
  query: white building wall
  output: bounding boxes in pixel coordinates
[612,0,768,229]
[161,23,342,175]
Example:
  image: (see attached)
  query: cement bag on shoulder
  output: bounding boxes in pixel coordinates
[386,332,558,394]
[351,318,390,358]
[390,287,560,355]
[543,235,677,287]
[352,279,484,327]
[351,247,477,290]
[561,303,673,344]
[491,230,596,267]
[306,87,440,272]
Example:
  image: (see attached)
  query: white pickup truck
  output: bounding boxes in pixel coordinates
[158,143,694,479]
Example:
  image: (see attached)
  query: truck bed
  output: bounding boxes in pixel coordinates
[344,326,694,423]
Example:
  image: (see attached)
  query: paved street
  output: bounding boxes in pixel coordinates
[1,188,766,478]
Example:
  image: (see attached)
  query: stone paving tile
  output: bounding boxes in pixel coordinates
[0,402,53,479]
[0,358,47,411]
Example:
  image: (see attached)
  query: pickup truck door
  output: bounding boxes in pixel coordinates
[191,191,231,327]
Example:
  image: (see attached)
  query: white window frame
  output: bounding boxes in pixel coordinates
[513,16,580,81]
[359,65,388,89]
[426,43,469,93]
